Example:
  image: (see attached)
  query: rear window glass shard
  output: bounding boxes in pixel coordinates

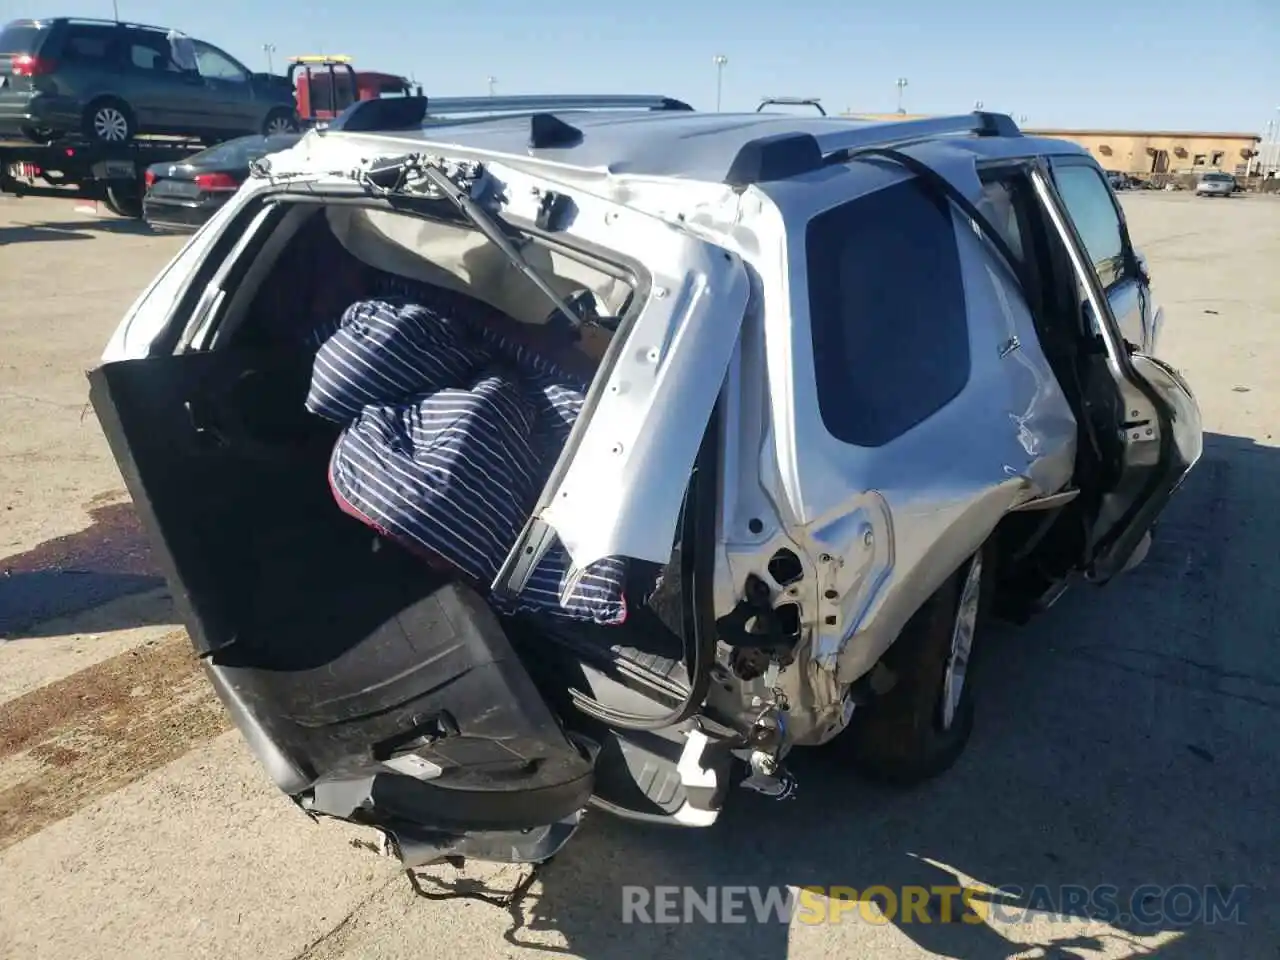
[806,177,970,447]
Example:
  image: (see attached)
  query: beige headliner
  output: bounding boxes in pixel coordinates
[325,206,632,326]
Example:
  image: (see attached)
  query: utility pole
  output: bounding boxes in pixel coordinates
[713,55,728,111]
[262,43,276,74]
[895,77,909,114]
[1271,108,1280,177]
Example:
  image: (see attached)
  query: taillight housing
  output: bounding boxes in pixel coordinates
[193,172,240,192]
[11,54,55,77]
[144,170,157,188]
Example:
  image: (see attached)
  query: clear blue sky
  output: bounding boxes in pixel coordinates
[43,0,1280,132]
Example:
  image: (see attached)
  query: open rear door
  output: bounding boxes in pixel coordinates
[88,347,593,867]
[1031,162,1202,582]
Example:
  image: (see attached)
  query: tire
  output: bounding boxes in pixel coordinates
[835,545,994,786]
[83,98,135,144]
[262,109,300,136]
[102,184,142,219]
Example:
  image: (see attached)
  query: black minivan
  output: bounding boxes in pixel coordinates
[0,17,298,144]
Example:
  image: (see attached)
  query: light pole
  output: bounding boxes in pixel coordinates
[1259,119,1273,177]
[713,55,728,111]
[262,43,276,74]
[895,77,909,115]
[487,75,497,98]
[111,0,120,18]
[1271,108,1280,177]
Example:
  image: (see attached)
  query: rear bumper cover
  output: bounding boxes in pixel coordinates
[142,195,225,231]
[0,92,80,132]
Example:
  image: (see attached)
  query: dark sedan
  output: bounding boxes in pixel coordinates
[142,131,300,231]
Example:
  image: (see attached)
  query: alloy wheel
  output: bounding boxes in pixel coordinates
[93,107,129,142]
[266,115,295,135]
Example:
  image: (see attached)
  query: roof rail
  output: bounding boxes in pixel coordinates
[60,16,171,32]
[757,97,827,116]
[725,111,1020,187]
[325,93,692,135]
[422,94,693,117]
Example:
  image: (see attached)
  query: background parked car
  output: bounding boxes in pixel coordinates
[0,17,298,145]
[1195,171,1236,197]
[142,131,301,230]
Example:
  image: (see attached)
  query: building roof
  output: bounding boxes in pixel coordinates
[1024,128,1261,142]
[841,113,1262,142]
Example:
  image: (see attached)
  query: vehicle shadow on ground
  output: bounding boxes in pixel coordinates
[0,500,167,638]
[474,431,1279,959]
[0,217,152,245]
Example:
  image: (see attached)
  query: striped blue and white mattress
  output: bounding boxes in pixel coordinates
[305,293,629,625]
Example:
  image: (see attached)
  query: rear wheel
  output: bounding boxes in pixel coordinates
[262,109,300,136]
[83,98,135,144]
[102,184,143,220]
[835,545,992,785]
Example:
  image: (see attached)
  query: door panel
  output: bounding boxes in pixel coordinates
[1033,161,1202,580]
[87,347,593,860]
[192,41,258,132]
[118,30,203,130]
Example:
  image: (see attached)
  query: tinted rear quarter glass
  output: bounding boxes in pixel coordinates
[60,24,119,64]
[0,22,44,53]
[806,178,970,447]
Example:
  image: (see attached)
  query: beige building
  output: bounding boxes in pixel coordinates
[843,113,1262,176]
[1021,128,1261,176]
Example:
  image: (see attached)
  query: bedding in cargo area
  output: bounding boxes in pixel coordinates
[306,293,630,625]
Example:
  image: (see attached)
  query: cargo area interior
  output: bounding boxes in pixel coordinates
[89,201,699,811]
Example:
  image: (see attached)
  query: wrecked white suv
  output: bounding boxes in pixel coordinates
[90,94,1201,870]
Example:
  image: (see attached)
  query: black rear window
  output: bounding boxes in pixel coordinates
[806,178,970,447]
[60,24,118,63]
[0,22,44,54]
[190,134,302,168]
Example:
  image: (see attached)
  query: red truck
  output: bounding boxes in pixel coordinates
[288,54,420,123]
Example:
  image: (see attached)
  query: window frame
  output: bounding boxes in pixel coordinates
[1048,156,1140,292]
